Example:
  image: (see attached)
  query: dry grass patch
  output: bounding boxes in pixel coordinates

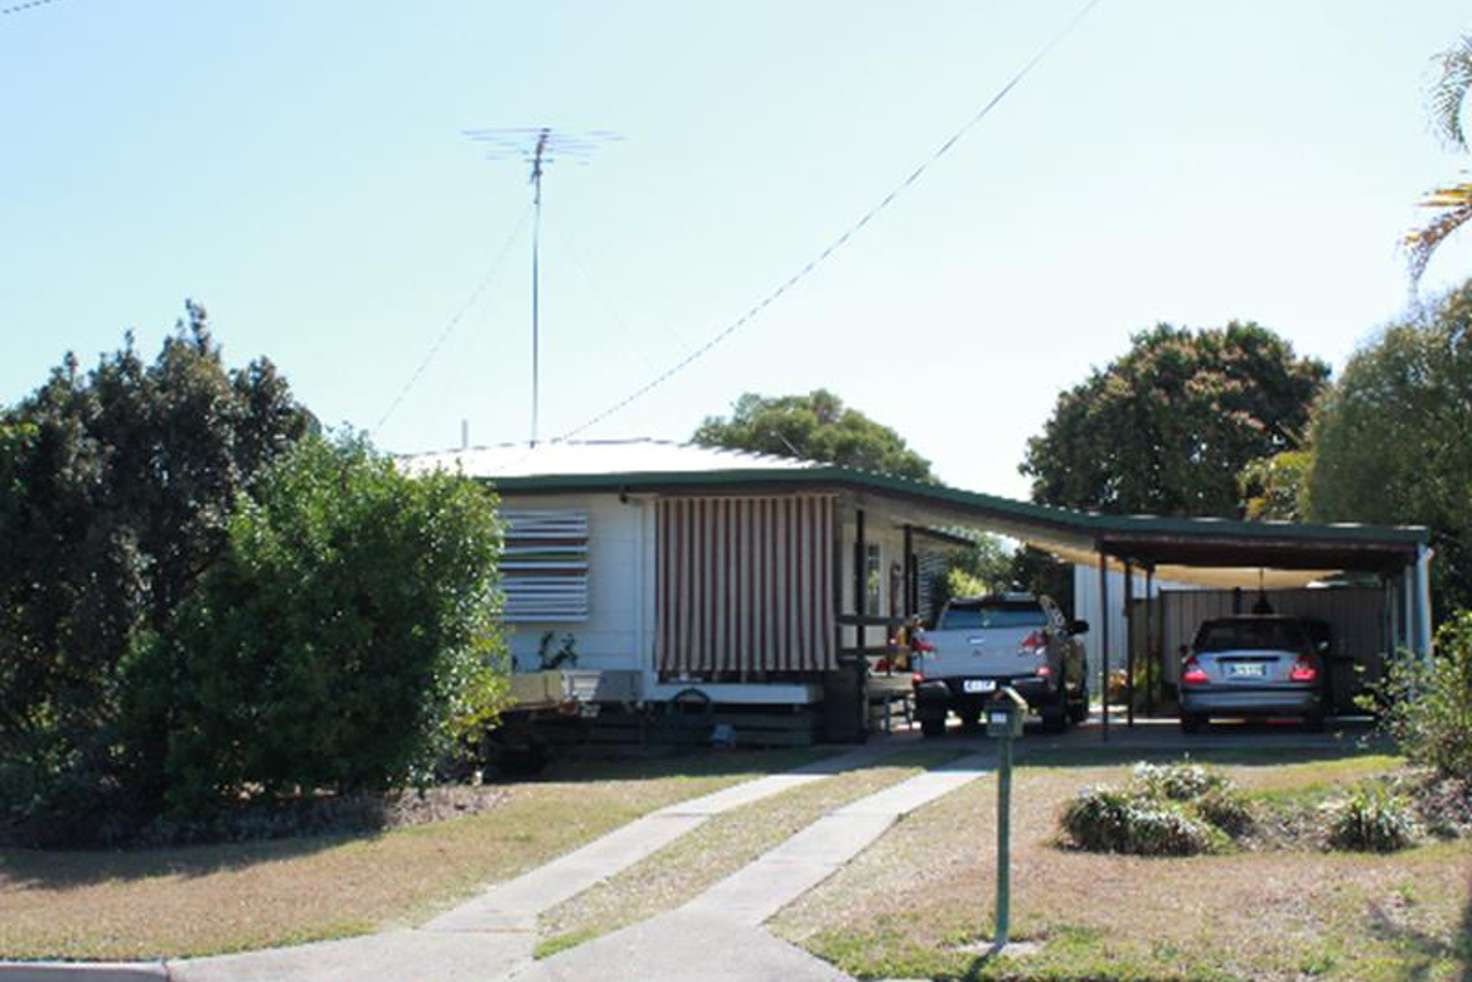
[773,751,1472,981]
[538,748,962,953]
[0,747,831,961]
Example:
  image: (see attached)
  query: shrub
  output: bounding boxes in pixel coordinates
[1060,760,1250,856]
[1129,761,1228,801]
[1361,611,1472,780]
[1325,784,1419,853]
[1195,787,1255,837]
[129,433,511,816]
[1061,786,1222,856]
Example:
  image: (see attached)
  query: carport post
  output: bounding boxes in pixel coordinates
[1098,549,1109,742]
[903,524,915,619]
[1416,544,1433,659]
[1403,568,1414,653]
[1124,560,1135,728]
[1144,566,1155,716]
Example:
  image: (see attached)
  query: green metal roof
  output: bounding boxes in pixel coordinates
[485,463,1428,559]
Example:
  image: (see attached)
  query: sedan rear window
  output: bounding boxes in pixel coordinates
[941,602,1048,631]
[1194,620,1309,653]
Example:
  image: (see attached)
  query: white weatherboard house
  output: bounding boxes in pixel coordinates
[402,439,1433,736]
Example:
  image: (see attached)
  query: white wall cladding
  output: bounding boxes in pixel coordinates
[502,495,644,673]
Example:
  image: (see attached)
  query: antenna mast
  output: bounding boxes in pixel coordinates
[464,126,622,446]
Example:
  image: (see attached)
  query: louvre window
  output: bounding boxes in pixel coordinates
[501,509,589,622]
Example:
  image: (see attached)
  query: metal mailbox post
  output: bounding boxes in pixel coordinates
[986,686,1026,949]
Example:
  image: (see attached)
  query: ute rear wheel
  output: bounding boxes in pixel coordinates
[1068,687,1089,724]
[920,716,946,738]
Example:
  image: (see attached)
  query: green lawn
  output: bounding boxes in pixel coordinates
[0,747,831,961]
[772,749,1471,982]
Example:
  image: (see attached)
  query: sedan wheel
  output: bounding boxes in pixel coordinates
[1180,713,1207,734]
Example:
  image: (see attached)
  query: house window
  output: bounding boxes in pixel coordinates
[501,509,589,622]
[865,543,882,614]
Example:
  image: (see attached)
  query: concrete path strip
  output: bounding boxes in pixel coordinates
[424,743,892,933]
[682,751,993,927]
[521,751,995,981]
[172,930,531,982]
[507,910,851,982]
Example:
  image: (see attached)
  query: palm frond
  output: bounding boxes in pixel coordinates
[1405,181,1472,285]
[1429,35,1472,151]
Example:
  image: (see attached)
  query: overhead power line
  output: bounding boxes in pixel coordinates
[558,0,1104,441]
[2,0,64,16]
[374,203,532,435]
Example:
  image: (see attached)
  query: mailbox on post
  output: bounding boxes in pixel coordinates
[988,685,1025,950]
[985,686,1026,739]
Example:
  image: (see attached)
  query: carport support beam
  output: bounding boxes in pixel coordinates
[903,524,915,620]
[1144,566,1155,717]
[1403,569,1414,654]
[1415,544,1433,659]
[1098,549,1109,742]
[1124,560,1135,728]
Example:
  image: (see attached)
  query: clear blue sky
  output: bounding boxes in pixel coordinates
[5,0,1472,500]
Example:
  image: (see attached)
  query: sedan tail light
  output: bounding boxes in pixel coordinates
[911,671,925,685]
[1181,657,1209,685]
[1289,659,1318,683]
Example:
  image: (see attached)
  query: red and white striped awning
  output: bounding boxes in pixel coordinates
[657,495,836,675]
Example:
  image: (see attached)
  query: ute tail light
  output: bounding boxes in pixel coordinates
[1020,630,1047,653]
[1181,657,1209,685]
[912,635,936,654]
[1289,659,1318,683]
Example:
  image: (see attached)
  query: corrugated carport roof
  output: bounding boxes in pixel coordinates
[402,440,1427,584]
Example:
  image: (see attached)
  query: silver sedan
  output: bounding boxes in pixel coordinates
[1178,615,1327,733]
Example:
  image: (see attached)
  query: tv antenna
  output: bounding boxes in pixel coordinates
[463,126,623,445]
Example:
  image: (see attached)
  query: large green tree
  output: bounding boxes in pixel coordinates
[1020,323,1329,517]
[693,389,933,481]
[1307,281,1472,616]
[0,304,312,837]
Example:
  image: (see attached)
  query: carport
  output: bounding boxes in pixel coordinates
[797,469,1432,740]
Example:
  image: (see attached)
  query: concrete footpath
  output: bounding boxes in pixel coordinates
[514,751,994,982]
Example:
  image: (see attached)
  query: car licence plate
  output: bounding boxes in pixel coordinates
[963,679,997,694]
[1228,663,1266,677]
